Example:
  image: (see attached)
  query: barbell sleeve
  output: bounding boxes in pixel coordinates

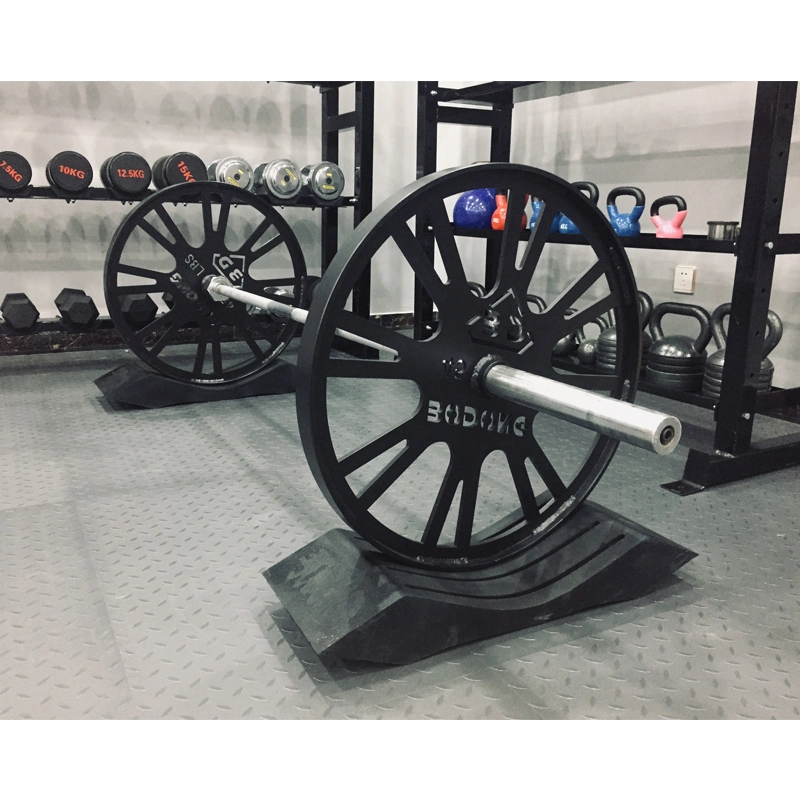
[480,360,681,455]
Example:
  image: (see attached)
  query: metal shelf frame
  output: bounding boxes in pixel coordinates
[0,82,376,350]
[414,80,800,492]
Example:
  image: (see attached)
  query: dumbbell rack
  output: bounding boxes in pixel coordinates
[0,81,375,354]
[414,80,800,492]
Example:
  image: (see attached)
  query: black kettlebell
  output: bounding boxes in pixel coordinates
[596,291,653,374]
[576,316,611,365]
[646,302,712,392]
[702,303,783,399]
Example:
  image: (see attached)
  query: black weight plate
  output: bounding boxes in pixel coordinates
[164,152,206,186]
[151,155,171,190]
[46,151,93,193]
[297,162,641,570]
[0,151,32,191]
[103,152,152,196]
[104,181,307,385]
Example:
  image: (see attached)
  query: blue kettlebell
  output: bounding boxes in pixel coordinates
[453,187,497,229]
[559,182,599,235]
[529,198,562,233]
[607,186,646,237]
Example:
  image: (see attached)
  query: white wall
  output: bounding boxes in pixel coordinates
[1,81,799,387]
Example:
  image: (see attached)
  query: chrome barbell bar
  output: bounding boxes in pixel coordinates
[203,275,681,455]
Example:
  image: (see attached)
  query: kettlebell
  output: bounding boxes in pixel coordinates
[607,186,646,237]
[651,196,687,239]
[596,292,653,374]
[646,302,712,392]
[453,188,497,229]
[702,303,783,399]
[529,198,562,234]
[559,182,599,235]
[576,316,611,365]
[491,193,529,231]
[552,307,580,357]
[527,294,547,312]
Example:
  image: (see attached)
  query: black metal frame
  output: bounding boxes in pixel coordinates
[318,81,374,320]
[414,80,800,491]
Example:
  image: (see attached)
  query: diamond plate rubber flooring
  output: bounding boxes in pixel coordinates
[1,343,800,719]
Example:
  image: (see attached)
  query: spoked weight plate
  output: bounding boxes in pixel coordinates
[297,162,641,570]
[105,181,307,384]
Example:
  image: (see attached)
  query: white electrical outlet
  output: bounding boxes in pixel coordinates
[673,265,696,294]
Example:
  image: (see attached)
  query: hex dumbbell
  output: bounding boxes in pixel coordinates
[55,288,99,331]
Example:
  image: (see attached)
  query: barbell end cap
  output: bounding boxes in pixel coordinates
[654,417,682,455]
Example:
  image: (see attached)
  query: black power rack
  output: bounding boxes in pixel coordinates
[413,80,800,492]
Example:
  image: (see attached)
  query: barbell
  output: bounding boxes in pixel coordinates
[104,163,682,570]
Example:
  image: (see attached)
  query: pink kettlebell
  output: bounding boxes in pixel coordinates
[651,195,687,239]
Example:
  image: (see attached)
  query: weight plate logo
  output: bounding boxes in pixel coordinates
[213,253,246,283]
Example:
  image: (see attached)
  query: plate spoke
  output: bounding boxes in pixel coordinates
[512,202,559,289]
[392,221,449,309]
[251,233,285,261]
[495,188,528,288]
[357,442,425,509]
[427,198,467,287]
[153,203,190,250]
[507,452,541,524]
[240,218,275,255]
[548,258,609,318]
[527,436,567,498]
[339,417,421,476]
[421,458,463,548]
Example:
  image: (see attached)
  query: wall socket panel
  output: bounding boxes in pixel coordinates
[673,265,696,294]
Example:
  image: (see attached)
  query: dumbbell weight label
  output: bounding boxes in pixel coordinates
[0,151,33,191]
[164,152,207,186]
[102,152,152,197]
[46,151,93,194]
[1,162,24,183]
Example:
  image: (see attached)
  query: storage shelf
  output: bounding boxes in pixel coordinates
[453,227,739,254]
[453,226,800,256]
[0,184,357,208]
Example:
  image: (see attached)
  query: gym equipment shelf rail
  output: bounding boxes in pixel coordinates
[413,80,800,493]
[0,185,357,207]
